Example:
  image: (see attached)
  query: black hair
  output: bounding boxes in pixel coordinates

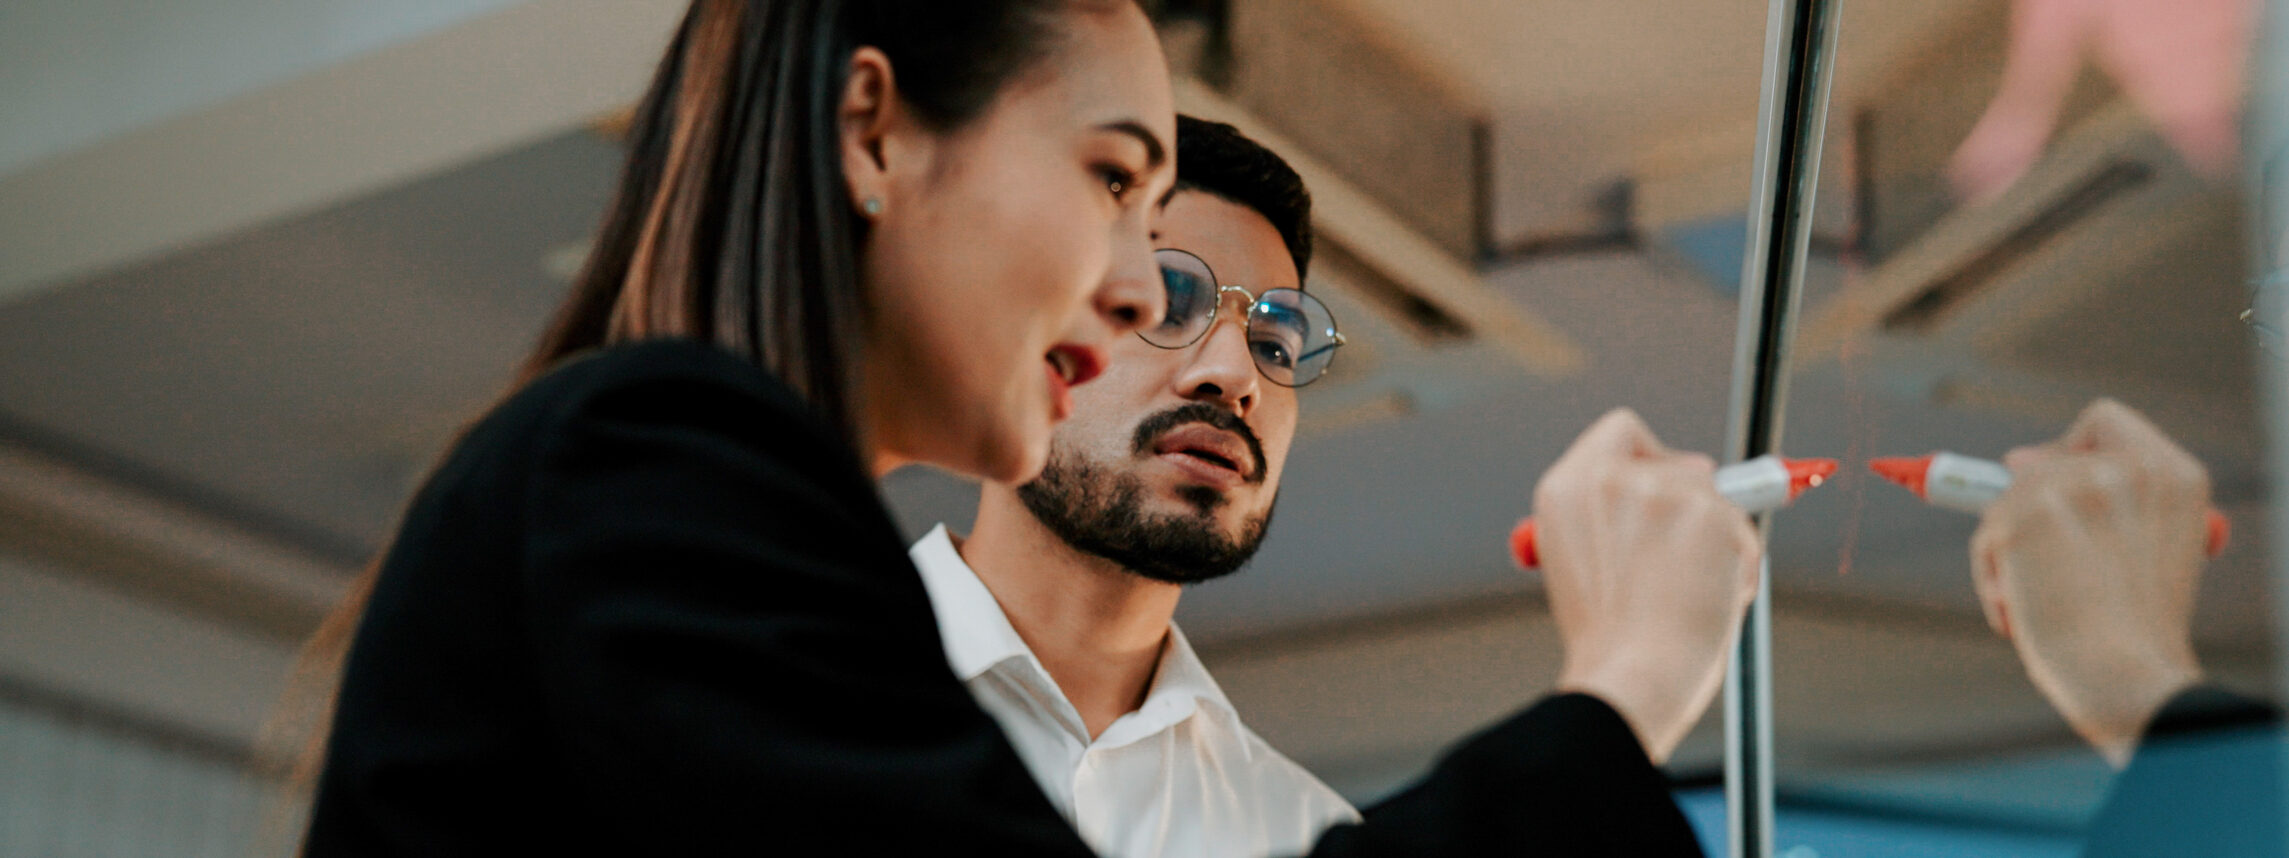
[1172,115,1313,282]
[528,0,1122,447]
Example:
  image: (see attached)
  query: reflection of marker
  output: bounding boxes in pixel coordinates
[1868,452,2230,557]
[1509,455,1837,570]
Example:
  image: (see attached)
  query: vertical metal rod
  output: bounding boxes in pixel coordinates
[1724,1,1843,857]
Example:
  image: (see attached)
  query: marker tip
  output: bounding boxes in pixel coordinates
[1509,518,1540,570]
[1781,457,1840,500]
[1868,455,1935,497]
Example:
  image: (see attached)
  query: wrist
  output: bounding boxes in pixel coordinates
[2079,657,2203,769]
[1558,659,1692,764]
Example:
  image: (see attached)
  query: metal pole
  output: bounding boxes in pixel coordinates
[1724,1,1843,856]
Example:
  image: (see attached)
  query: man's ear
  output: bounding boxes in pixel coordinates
[840,47,899,217]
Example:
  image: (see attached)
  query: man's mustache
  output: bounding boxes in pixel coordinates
[1130,403,1268,485]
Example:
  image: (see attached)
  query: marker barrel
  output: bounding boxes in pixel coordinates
[1712,455,1798,513]
[1511,454,1829,569]
[1923,452,2013,514]
[1872,451,2231,557]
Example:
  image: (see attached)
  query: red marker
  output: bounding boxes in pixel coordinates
[1868,452,2229,557]
[1509,455,1837,569]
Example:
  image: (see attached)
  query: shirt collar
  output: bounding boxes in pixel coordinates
[1130,622,1248,750]
[908,524,1248,749]
[909,524,1034,682]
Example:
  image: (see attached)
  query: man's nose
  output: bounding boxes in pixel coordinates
[1174,306,1260,417]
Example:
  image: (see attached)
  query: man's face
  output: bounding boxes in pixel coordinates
[1016,190,1301,584]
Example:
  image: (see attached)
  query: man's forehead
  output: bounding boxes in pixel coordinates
[1155,190,1298,291]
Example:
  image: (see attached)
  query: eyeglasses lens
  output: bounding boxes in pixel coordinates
[1147,250,1218,348]
[1249,288,1339,387]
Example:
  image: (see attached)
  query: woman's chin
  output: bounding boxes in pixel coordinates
[919,427,1046,487]
[872,397,1047,483]
[987,439,1050,486]
[992,424,1055,485]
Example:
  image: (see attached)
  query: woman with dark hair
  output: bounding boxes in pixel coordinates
[297,0,1747,854]
[303,0,1175,851]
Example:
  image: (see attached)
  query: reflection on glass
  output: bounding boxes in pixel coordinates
[1763,0,2285,854]
[2248,273,2286,360]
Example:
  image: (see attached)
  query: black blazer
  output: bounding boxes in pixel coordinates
[305,339,1702,856]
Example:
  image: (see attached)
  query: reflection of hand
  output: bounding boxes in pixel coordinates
[1970,399,2208,767]
[1533,409,1761,764]
[1950,0,2250,202]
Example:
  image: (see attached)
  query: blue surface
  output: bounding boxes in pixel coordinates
[1676,788,2079,858]
[1661,215,1751,297]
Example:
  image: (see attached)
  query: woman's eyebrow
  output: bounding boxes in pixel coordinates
[1095,120,1167,171]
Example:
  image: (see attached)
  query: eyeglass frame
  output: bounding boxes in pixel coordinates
[1142,247,1347,387]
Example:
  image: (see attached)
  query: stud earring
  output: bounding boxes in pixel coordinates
[862,197,884,216]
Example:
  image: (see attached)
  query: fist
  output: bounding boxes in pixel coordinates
[1532,409,1761,764]
[1970,399,2209,766]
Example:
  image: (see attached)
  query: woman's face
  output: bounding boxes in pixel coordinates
[854,4,1176,484]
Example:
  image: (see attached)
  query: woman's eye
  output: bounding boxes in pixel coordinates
[1098,166,1137,201]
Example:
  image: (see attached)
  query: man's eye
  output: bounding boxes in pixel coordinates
[1251,339,1295,369]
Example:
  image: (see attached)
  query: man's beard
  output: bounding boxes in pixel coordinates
[1017,411,1275,585]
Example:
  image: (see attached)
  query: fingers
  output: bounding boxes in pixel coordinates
[2025,402,2213,540]
[1538,409,1694,515]
[1967,520,2013,640]
[1572,408,1668,460]
[2059,400,2210,497]
[2055,399,2184,469]
[2011,402,2211,529]
[1642,450,1719,493]
[1733,518,1763,612]
[1648,452,1756,610]
[2001,443,2055,474]
[2058,398,2121,453]
[2061,398,2159,454]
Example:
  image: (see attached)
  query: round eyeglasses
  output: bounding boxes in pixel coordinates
[1144,248,1346,387]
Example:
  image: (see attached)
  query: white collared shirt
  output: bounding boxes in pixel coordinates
[910,524,1360,858]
